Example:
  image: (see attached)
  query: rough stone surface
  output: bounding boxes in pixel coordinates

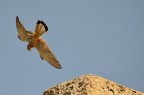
[43,74,144,95]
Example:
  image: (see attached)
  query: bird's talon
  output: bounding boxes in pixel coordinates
[18,35,21,40]
[40,56,44,60]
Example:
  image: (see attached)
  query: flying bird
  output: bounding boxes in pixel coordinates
[16,16,62,69]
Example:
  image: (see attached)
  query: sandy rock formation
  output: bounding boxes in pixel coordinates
[43,74,144,95]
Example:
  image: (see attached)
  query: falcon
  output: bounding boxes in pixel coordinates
[16,16,62,69]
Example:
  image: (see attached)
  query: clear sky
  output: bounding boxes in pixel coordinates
[0,0,144,94]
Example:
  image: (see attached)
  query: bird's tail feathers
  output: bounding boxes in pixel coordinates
[34,20,48,37]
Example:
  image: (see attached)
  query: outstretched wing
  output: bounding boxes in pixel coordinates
[34,20,48,38]
[16,16,33,42]
[35,38,62,69]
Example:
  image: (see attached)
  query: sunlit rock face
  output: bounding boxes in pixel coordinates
[43,74,144,95]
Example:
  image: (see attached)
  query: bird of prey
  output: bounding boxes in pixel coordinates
[16,16,62,69]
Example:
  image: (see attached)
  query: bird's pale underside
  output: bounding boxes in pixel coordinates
[16,16,62,69]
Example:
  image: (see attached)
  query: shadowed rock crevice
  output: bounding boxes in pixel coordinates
[43,74,144,95]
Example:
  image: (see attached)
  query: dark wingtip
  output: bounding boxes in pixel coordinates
[16,16,19,21]
[37,20,48,31]
[16,16,19,19]
[58,66,62,69]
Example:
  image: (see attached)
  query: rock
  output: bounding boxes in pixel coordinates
[43,74,144,95]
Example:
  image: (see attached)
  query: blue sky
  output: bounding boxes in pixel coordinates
[0,0,144,94]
